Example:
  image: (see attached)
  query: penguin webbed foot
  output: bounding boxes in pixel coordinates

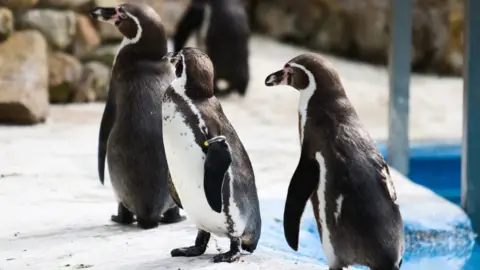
[171,230,211,257]
[171,245,207,257]
[159,206,186,224]
[111,203,134,225]
[212,238,241,263]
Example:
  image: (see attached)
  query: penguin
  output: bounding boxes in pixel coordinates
[160,47,261,263]
[264,53,405,270]
[173,0,250,98]
[91,2,185,229]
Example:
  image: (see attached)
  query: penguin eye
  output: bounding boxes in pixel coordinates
[117,6,128,19]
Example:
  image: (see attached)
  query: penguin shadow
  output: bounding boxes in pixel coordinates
[10,224,131,241]
[117,237,255,269]
[11,218,181,242]
[105,218,186,232]
[118,251,255,270]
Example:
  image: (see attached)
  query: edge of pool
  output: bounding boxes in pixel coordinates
[259,140,478,270]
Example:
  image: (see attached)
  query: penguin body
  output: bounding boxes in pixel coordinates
[92,2,184,229]
[265,53,404,270]
[161,47,261,263]
[173,0,250,97]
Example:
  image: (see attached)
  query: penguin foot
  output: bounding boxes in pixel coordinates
[212,250,241,263]
[212,237,241,263]
[136,218,159,230]
[241,242,257,253]
[171,246,207,257]
[171,230,210,257]
[111,203,134,225]
[159,207,186,224]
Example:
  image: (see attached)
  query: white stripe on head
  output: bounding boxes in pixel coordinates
[289,62,316,144]
[171,51,187,91]
[112,11,143,66]
[124,11,142,44]
[170,51,209,135]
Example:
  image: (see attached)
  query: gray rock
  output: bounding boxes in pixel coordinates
[0,0,39,9]
[255,0,294,39]
[81,43,117,66]
[252,0,465,76]
[0,30,48,124]
[74,61,110,102]
[37,0,91,9]
[98,21,122,42]
[158,0,190,36]
[18,9,76,50]
[0,7,13,42]
[47,51,83,103]
[73,14,100,59]
[93,0,121,6]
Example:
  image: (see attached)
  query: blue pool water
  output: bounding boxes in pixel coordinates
[260,195,477,270]
[377,142,463,206]
[381,142,480,270]
[261,142,480,269]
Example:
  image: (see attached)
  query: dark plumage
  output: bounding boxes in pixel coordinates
[265,53,404,270]
[173,0,250,97]
[92,2,184,229]
[161,48,261,263]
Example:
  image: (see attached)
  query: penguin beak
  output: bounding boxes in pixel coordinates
[90,6,124,26]
[204,135,227,147]
[265,69,289,86]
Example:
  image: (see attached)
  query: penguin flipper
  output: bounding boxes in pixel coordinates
[168,173,183,209]
[203,137,232,213]
[283,155,319,251]
[97,84,116,185]
[173,1,205,52]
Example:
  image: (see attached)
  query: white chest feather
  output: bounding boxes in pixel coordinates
[315,152,339,267]
[161,76,245,237]
[162,100,227,235]
[290,63,316,144]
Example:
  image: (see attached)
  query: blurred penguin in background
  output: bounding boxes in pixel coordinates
[173,0,251,98]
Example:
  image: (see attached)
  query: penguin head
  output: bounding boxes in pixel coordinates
[90,2,167,54]
[163,47,215,99]
[265,53,345,96]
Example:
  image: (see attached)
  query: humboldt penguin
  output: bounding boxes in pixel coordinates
[91,2,184,229]
[161,47,261,262]
[264,53,404,270]
[173,0,250,97]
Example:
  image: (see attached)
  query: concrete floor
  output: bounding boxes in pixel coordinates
[0,35,467,270]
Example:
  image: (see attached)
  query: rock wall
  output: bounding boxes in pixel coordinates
[0,0,465,124]
[0,0,189,124]
[251,0,465,76]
